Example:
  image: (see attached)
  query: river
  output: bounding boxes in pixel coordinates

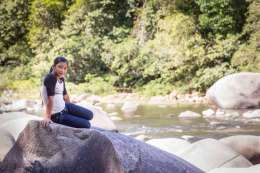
[101,103,260,141]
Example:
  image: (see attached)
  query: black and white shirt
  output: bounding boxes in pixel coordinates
[41,73,67,114]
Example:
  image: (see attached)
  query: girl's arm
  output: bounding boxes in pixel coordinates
[42,96,54,127]
[64,94,70,103]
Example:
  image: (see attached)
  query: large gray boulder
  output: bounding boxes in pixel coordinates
[146,138,191,156]
[220,135,260,164]
[178,138,252,172]
[0,121,204,173]
[206,72,260,109]
[0,112,42,140]
[77,101,117,131]
[208,164,260,173]
[0,129,15,162]
[0,112,42,162]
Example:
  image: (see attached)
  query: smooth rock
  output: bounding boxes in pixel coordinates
[0,112,42,140]
[0,99,27,112]
[110,116,123,121]
[0,121,204,173]
[121,101,139,116]
[178,111,201,118]
[202,109,215,118]
[220,135,260,163]
[135,134,151,141]
[0,129,15,162]
[208,164,260,173]
[243,109,260,118]
[206,72,260,109]
[179,138,252,172]
[77,101,117,131]
[106,103,117,110]
[146,138,191,156]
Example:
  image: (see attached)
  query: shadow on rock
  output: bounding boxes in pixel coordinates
[0,121,204,173]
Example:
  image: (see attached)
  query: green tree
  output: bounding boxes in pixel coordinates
[196,0,248,36]
[0,0,31,66]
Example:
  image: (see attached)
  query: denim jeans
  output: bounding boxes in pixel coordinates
[51,103,93,128]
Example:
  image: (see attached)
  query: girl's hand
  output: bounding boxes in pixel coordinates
[41,118,52,127]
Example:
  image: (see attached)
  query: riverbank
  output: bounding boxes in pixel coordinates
[0,89,207,107]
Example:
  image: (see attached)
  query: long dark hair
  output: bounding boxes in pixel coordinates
[49,56,68,73]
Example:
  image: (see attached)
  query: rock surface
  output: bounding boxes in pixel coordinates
[178,111,202,118]
[0,129,15,162]
[0,112,42,140]
[220,135,260,164]
[0,121,204,173]
[206,72,260,109]
[77,101,117,131]
[208,164,260,173]
[146,138,191,156]
[178,138,252,172]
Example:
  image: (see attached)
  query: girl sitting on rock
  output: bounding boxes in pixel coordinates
[41,56,93,128]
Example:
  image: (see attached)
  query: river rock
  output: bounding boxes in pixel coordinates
[0,112,42,140]
[178,138,252,172]
[202,109,215,118]
[220,135,260,164]
[0,112,42,162]
[208,164,260,173]
[242,109,260,118]
[110,116,123,121]
[121,101,139,116]
[106,103,117,110]
[146,138,191,156]
[0,129,15,162]
[178,111,201,118]
[0,99,27,112]
[0,121,204,173]
[206,72,260,109]
[77,101,117,131]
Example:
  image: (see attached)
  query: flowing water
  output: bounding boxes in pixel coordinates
[101,104,260,141]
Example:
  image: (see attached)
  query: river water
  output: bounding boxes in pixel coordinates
[101,104,260,141]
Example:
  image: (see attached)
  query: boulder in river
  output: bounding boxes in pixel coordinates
[178,138,252,172]
[220,135,260,164]
[178,111,201,118]
[206,72,260,109]
[208,164,260,173]
[146,138,191,156]
[0,121,204,173]
[76,101,117,131]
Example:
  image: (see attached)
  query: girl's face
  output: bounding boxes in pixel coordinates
[53,62,68,78]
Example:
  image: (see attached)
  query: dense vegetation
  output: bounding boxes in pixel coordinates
[0,0,259,96]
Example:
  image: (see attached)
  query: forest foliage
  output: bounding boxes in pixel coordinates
[0,0,259,96]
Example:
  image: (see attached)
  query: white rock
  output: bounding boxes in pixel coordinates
[215,109,226,118]
[121,101,139,114]
[146,138,191,156]
[135,134,150,141]
[0,129,15,161]
[243,109,260,118]
[110,116,122,121]
[179,138,252,172]
[1,99,28,112]
[220,135,260,160]
[208,164,260,173]
[106,103,117,110]
[206,72,260,109]
[181,135,194,141]
[148,96,168,105]
[109,112,119,116]
[178,111,201,118]
[77,101,117,131]
[0,114,42,140]
[202,109,215,118]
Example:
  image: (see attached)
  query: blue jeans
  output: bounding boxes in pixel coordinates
[51,103,93,128]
